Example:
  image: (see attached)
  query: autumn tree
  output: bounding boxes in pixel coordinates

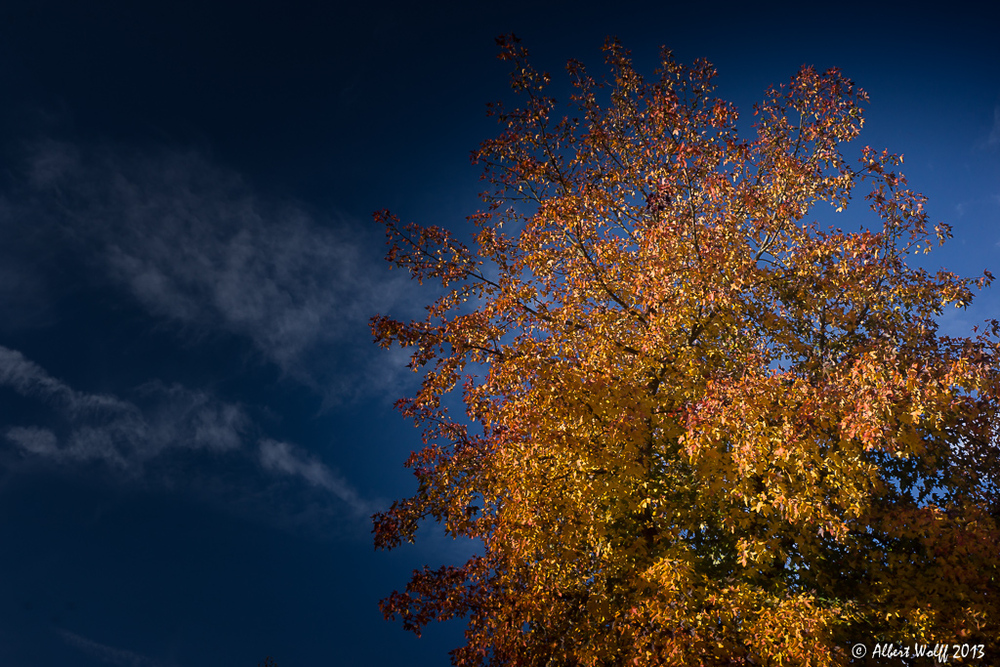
[371,35,1000,666]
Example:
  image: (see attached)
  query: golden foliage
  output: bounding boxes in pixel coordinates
[372,34,1000,665]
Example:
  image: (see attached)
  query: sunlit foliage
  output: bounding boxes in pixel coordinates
[372,35,1000,666]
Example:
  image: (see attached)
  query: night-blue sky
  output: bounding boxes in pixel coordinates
[0,2,996,665]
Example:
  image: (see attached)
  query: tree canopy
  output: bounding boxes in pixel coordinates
[371,35,1000,666]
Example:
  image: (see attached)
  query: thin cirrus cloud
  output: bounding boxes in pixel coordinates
[21,139,417,401]
[0,344,245,470]
[973,105,1000,152]
[0,344,372,515]
[259,438,375,515]
[57,629,166,667]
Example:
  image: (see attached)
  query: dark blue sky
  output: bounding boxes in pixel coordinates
[0,2,996,665]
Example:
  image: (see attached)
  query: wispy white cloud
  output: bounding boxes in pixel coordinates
[0,139,408,526]
[259,438,373,515]
[7,425,59,456]
[19,141,418,402]
[974,105,1000,151]
[0,345,245,470]
[58,629,164,667]
[0,345,133,416]
[0,344,373,518]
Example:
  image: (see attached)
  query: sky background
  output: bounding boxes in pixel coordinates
[0,1,997,666]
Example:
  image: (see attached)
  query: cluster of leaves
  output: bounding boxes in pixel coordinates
[372,35,1000,666]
